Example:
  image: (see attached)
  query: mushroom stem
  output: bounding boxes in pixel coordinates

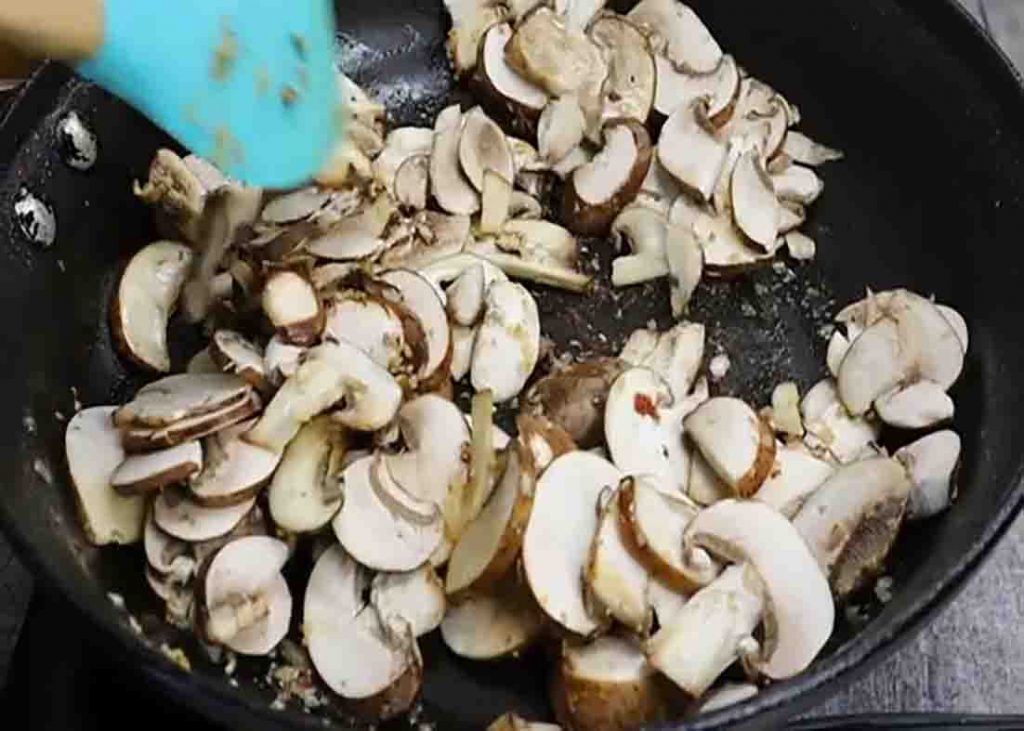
[207,593,270,643]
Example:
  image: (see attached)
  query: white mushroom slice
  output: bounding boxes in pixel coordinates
[446,443,534,597]
[153,487,256,542]
[204,536,291,655]
[653,54,740,122]
[490,218,579,269]
[268,415,346,533]
[450,324,477,381]
[770,382,804,437]
[323,294,407,371]
[261,270,323,346]
[120,391,262,452]
[394,155,430,211]
[112,241,193,372]
[586,485,651,633]
[896,430,961,520]
[637,158,683,213]
[380,269,452,384]
[589,14,656,124]
[510,190,543,219]
[261,187,331,225]
[523,452,621,635]
[755,445,835,518]
[826,331,851,377]
[698,683,759,713]
[792,457,911,597]
[671,195,775,273]
[610,206,669,287]
[552,635,665,730]
[431,105,481,215]
[471,281,540,402]
[684,397,776,497]
[605,367,689,494]
[187,347,220,375]
[134,149,206,241]
[441,574,544,660]
[480,169,513,233]
[445,1,506,77]
[304,545,422,713]
[666,221,704,317]
[563,120,652,236]
[471,248,592,292]
[263,335,305,386]
[332,456,443,571]
[246,339,402,452]
[890,290,966,389]
[646,578,688,628]
[646,564,764,697]
[687,448,731,506]
[684,499,834,679]
[620,322,705,402]
[551,144,594,180]
[372,127,434,194]
[801,379,880,464]
[627,0,722,73]
[210,330,266,391]
[659,100,728,202]
[371,565,446,638]
[778,202,806,234]
[731,148,779,251]
[189,420,281,507]
[446,263,486,326]
[114,373,252,429]
[306,195,394,261]
[781,132,843,167]
[505,8,606,101]
[539,96,586,165]
[476,23,548,118]
[489,713,561,731]
[836,318,906,416]
[417,252,509,291]
[782,230,815,260]
[874,381,954,429]
[459,107,514,192]
[110,441,203,495]
[144,510,195,579]
[770,164,824,205]
[619,475,718,592]
[384,395,471,509]
[937,303,969,352]
[65,406,145,545]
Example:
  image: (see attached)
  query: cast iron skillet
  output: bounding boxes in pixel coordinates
[0,0,1022,728]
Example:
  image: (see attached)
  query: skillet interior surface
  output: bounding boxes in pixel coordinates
[1,0,1023,728]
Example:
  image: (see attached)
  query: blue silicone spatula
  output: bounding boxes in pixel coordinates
[0,0,340,187]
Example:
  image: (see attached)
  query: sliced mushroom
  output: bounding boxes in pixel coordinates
[261,187,331,225]
[510,190,543,219]
[610,205,669,287]
[120,390,261,452]
[563,119,653,236]
[523,451,621,635]
[618,475,718,592]
[666,221,704,316]
[684,397,776,497]
[475,23,548,126]
[481,170,513,233]
[874,381,954,430]
[636,158,683,213]
[323,292,409,372]
[189,420,281,507]
[671,194,775,274]
[646,577,688,628]
[447,263,486,326]
[431,105,481,216]
[754,444,835,518]
[64,406,145,545]
[781,131,843,167]
[653,54,740,123]
[380,211,472,270]
[445,1,506,77]
[144,509,195,579]
[267,415,346,533]
[801,378,880,464]
[517,413,577,472]
[394,155,431,211]
[589,14,656,125]
[187,347,220,375]
[371,565,446,638]
[627,0,722,73]
[771,164,824,205]
[134,149,207,241]
[450,324,477,381]
[539,96,586,165]
[261,270,324,346]
[784,230,816,260]
[441,572,545,660]
[153,486,256,542]
[505,8,606,99]
[826,331,851,377]
[730,148,778,251]
[332,456,443,571]
[471,281,540,402]
[306,195,395,261]
[263,335,306,386]
[114,373,253,429]
[646,564,764,698]
[896,430,961,520]
[552,635,666,731]
[210,330,267,392]
[586,484,652,633]
[778,202,806,235]
[246,339,402,452]
[372,127,434,195]
[380,269,453,386]
[446,441,534,598]
[687,448,731,506]
[605,367,689,494]
[203,535,291,655]
[459,107,514,192]
[551,144,595,180]
[659,100,728,202]
[304,544,422,717]
[793,457,911,598]
[937,303,969,352]
[489,713,561,731]
[620,322,705,402]
[684,499,834,679]
[523,358,626,448]
[111,241,193,372]
[110,441,203,495]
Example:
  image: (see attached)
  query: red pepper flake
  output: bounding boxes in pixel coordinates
[634,393,658,418]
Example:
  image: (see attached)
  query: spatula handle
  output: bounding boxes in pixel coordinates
[0,0,102,66]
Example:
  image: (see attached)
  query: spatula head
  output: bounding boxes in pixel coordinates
[77,0,339,188]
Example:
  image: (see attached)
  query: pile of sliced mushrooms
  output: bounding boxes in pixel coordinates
[62,0,969,728]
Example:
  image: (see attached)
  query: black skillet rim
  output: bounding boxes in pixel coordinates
[1,1,1023,729]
